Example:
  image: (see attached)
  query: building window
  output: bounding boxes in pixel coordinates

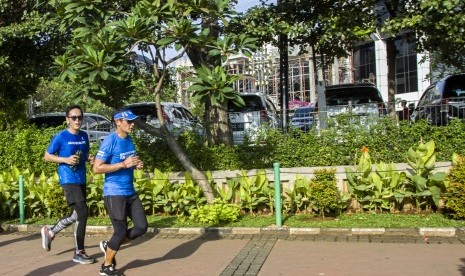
[395,37,418,94]
[353,42,376,84]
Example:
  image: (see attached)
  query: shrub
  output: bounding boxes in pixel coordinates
[188,200,241,224]
[45,184,68,218]
[309,169,340,217]
[444,155,465,219]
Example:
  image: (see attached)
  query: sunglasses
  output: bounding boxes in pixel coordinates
[68,115,84,121]
[123,119,136,124]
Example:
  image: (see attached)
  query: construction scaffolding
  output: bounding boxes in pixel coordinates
[177,45,355,111]
[226,46,325,109]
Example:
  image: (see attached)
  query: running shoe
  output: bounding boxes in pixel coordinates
[40,226,53,251]
[72,250,95,264]
[99,263,123,276]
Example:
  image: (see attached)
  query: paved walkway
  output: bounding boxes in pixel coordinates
[2,227,465,276]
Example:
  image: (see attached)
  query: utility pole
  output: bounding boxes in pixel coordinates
[278,0,289,131]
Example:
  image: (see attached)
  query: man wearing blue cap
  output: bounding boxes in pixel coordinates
[93,109,148,276]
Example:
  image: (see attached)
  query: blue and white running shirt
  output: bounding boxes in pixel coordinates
[46,129,90,185]
[96,132,137,196]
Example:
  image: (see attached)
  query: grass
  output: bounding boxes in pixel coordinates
[3,213,465,229]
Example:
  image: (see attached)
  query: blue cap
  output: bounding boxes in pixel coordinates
[113,110,139,121]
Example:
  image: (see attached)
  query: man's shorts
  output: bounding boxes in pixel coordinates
[104,194,142,221]
[62,184,86,205]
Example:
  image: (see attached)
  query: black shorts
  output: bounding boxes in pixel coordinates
[104,194,143,221]
[62,184,86,205]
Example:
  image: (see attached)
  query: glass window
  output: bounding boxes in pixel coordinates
[353,42,376,83]
[395,37,418,94]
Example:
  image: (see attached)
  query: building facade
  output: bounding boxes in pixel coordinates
[175,38,433,111]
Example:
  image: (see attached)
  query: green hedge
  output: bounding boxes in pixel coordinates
[135,118,465,172]
[2,119,465,174]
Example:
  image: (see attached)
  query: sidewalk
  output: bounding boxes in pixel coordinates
[1,225,465,275]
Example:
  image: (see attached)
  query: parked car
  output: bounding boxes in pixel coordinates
[28,112,112,143]
[316,83,387,127]
[290,105,315,132]
[228,93,280,144]
[410,74,465,126]
[122,102,204,137]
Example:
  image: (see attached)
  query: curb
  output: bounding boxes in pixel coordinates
[1,223,462,237]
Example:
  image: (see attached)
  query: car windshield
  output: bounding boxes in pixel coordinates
[126,105,157,120]
[443,75,465,98]
[29,115,66,128]
[293,107,314,118]
[326,86,383,106]
[228,95,262,112]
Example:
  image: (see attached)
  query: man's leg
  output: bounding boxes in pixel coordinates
[71,200,94,264]
[41,202,77,251]
[126,194,148,240]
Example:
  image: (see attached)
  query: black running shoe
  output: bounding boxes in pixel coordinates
[73,250,95,264]
[100,240,116,266]
[41,226,53,251]
[99,263,123,276]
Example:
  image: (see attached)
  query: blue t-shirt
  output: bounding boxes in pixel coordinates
[96,132,137,196]
[46,129,89,185]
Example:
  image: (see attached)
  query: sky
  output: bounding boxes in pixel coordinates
[235,0,276,12]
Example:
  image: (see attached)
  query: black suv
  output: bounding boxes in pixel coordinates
[410,74,465,126]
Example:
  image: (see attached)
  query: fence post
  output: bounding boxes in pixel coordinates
[273,163,282,227]
[19,175,24,224]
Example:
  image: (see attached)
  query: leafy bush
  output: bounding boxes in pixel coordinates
[309,169,340,217]
[444,154,465,219]
[188,200,241,224]
[45,184,68,218]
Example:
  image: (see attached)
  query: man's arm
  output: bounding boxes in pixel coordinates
[44,151,77,166]
[93,158,126,174]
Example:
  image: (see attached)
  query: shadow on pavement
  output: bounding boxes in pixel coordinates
[0,233,39,247]
[120,232,223,273]
[458,258,465,276]
[24,232,159,276]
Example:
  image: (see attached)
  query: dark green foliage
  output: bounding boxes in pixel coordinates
[134,118,465,172]
[444,156,465,219]
[3,119,465,175]
[0,126,57,174]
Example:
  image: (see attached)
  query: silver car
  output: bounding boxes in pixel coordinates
[28,112,112,143]
[123,102,204,138]
[228,93,280,144]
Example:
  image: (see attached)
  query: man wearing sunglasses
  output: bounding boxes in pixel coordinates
[40,105,95,264]
[93,109,148,276]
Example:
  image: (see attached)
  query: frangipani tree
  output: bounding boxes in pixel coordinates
[49,0,257,203]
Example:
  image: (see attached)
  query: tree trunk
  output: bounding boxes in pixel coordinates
[386,37,397,119]
[185,13,233,146]
[208,104,233,145]
[134,121,215,203]
[383,1,399,119]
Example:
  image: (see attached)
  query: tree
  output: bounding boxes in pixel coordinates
[237,0,375,82]
[49,0,257,203]
[383,0,465,73]
[0,0,65,129]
